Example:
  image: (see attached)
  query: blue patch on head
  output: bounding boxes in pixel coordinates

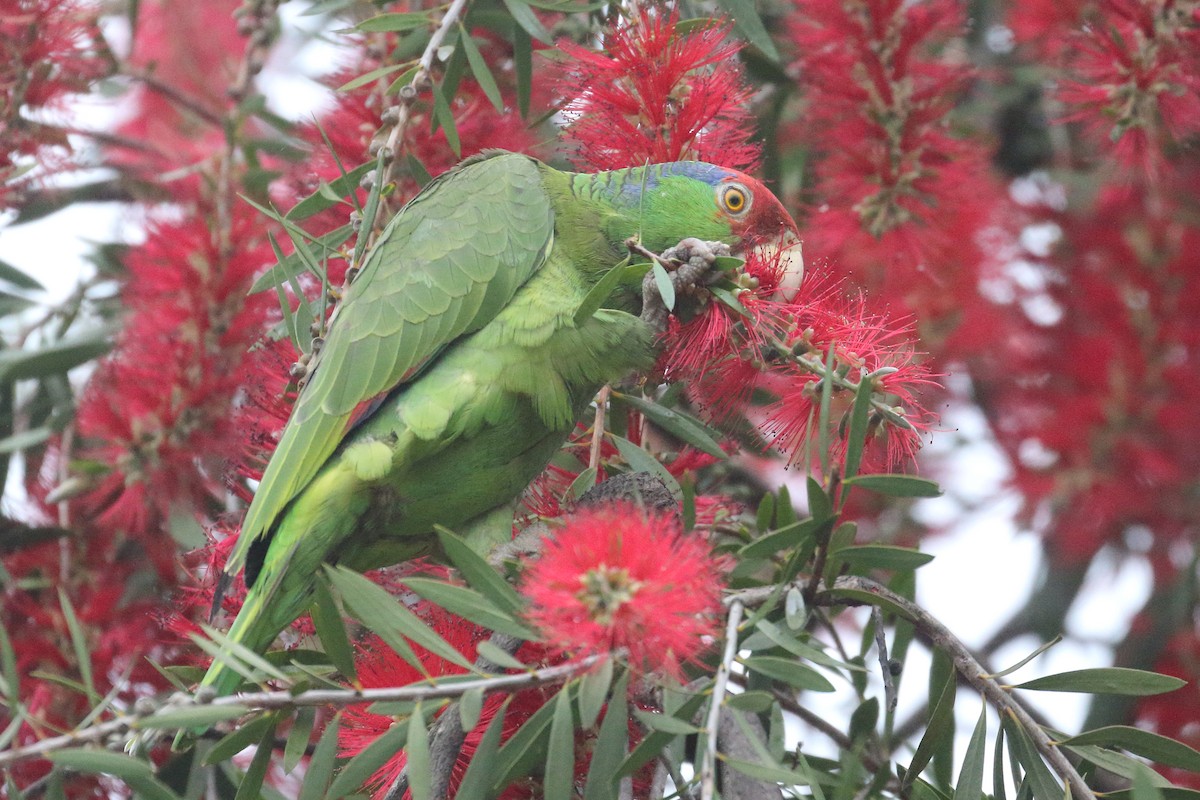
[612,162,736,206]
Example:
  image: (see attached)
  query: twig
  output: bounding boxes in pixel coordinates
[374,0,472,226]
[589,385,611,471]
[0,655,603,768]
[814,577,1098,800]
[872,606,897,745]
[700,600,743,800]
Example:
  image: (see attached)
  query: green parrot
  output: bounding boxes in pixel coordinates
[200,150,801,697]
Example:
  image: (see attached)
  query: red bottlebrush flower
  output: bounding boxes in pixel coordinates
[558,9,760,171]
[661,251,938,473]
[1,0,108,206]
[1038,0,1200,178]
[521,505,724,678]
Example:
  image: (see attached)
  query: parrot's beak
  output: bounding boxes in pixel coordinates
[750,230,804,301]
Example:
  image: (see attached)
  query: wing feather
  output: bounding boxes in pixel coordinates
[226,154,554,576]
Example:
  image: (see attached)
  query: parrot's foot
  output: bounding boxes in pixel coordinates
[639,237,732,333]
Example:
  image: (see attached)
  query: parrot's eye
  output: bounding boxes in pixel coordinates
[719,184,751,216]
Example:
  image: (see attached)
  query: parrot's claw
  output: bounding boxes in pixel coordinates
[640,238,731,333]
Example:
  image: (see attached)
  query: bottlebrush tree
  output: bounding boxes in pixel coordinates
[1,0,1199,798]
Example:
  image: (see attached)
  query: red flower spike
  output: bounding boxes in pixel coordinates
[558,9,760,171]
[521,505,724,679]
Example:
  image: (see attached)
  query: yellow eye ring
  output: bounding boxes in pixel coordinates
[720,184,750,216]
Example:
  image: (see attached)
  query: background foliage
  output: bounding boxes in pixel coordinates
[1,0,1199,797]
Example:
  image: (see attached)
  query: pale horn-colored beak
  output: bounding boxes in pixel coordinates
[752,230,805,301]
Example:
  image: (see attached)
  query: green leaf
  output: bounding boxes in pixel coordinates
[0,335,111,382]
[284,161,373,221]
[748,620,863,673]
[739,517,826,559]
[501,0,552,43]
[310,576,357,684]
[49,750,181,800]
[1003,715,1062,800]
[248,225,352,295]
[611,391,727,459]
[609,433,681,496]
[842,371,874,484]
[545,689,575,800]
[633,708,699,735]
[233,718,277,800]
[204,713,276,765]
[512,25,531,117]
[458,26,504,112]
[953,705,988,800]
[1058,726,1200,771]
[726,691,775,713]
[325,565,474,672]
[337,61,413,92]
[495,690,558,789]
[436,527,525,616]
[574,256,634,326]
[456,700,507,798]
[460,687,484,731]
[1062,742,1176,788]
[990,636,1063,680]
[138,705,251,730]
[578,656,613,729]
[386,65,422,95]
[355,11,431,32]
[713,0,779,60]
[476,640,526,670]
[0,426,51,455]
[651,261,675,312]
[430,81,461,157]
[56,590,97,705]
[284,707,315,774]
[905,664,956,786]
[741,656,836,692]
[842,474,943,498]
[836,545,935,572]
[823,586,914,622]
[403,576,536,639]
[584,671,629,800]
[619,690,707,778]
[326,718,407,800]
[1013,668,1185,696]
[297,715,341,800]
[408,703,432,800]
[567,466,598,500]
[0,258,45,291]
[721,754,810,785]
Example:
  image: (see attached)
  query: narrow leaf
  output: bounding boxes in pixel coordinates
[460,688,484,731]
[311,576,357,683]
[611,391,727,459]
[247,225,351,295]
[609,433,681,496]
[326,720,408,800]
[337,62,412,92]
[355,11,431,32]
[584,671,629,800]
[545,689,575,800]
[326,565,474,672]
[740,656,836,692]
[284,707,315,774]
[297,714,341,800]
[436,527,525,615]
[0,258,45,291]
[953,706,988,800]
[458,26,504,111]
[403,576,536,640]
[430,82,461,157]
[989,636,1063,680]
[713,0,780,60]
[1058,726,1200,772]
[501,0,552,43]
[49,750,182,800]
[285,161,373,221]
[408,703,432,800]
[57,590,97,705]
[1003,714,1063,800]
[138,705,251,730]
[836,545,935,572]
[456,700,507,798]
[233,718,277,800]
[574,256,634,326]
[842,474,943,498]
[905,664,956,786]
[651,261,675,312]
[204,713,276,765]
[1014,668,1185,696]
[578,656,613,729]
[512,25,531,117]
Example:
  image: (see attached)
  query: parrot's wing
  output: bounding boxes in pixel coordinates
[225,154,554,576]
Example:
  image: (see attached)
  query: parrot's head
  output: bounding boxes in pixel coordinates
[619,162,804,299]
